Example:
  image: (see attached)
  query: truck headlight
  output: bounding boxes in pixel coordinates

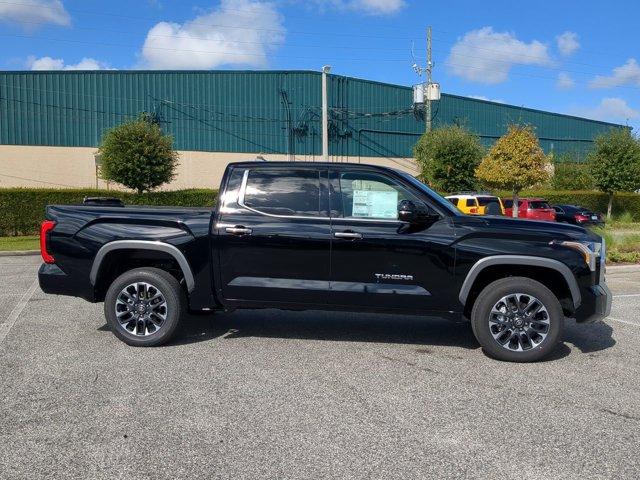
[554,240,601,272]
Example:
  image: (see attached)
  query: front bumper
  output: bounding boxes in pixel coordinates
[574,282,612,323]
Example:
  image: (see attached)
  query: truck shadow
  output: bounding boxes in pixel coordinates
[169,310,617,358]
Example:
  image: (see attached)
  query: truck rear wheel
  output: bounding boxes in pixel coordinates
[104,267,184,347]
[470,277,564,362]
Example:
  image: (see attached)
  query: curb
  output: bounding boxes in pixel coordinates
[0,250,39,257]
[606,264,640,273]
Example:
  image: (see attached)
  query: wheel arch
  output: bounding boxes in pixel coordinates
[459,255,581,317]
[90,241,195,294]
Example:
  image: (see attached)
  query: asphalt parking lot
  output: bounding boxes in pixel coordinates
[1,256,640,479]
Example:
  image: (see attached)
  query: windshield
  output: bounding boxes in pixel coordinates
[395,171,461,215]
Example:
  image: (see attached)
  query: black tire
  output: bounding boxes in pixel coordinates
[470,277,564,362]
[104,267,184,347]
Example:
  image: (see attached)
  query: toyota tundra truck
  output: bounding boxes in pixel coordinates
[38,161,611,362]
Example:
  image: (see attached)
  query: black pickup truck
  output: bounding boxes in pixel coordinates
[38,161,611,362]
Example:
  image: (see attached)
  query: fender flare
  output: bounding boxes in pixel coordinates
[458,255,581,309]
[89,240,195,292]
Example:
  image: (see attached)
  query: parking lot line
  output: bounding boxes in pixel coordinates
[608,316,640,327]
[0,278,38,345]
[612,293,640,298]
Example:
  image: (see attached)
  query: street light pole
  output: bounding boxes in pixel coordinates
[426,26,432,133]
[322,65,331,162]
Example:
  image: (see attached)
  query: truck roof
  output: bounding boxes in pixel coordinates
[227,161,399,171]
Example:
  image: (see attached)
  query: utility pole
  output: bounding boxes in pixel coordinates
[425,26,433,133]
[321,65,331,162]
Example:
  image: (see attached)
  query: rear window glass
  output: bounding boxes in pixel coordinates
[529,201,550,209]
[503,199,513,208]
[477,196,499,206]
[465,198,477,207]
[243,169,321,217]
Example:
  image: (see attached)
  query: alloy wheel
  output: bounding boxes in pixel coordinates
[114,282,168,337]
[488,293,550,352]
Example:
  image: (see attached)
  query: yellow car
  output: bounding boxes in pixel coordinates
[445,193,505,215]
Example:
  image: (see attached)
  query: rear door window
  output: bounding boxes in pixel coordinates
[503,199,513,208]
[448,197,459,206]
[477,197,499,206]
[529,201,550,209]
[243,169,322,217]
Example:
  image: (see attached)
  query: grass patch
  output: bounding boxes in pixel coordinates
[0,235,39,252]
[592,226,640,263]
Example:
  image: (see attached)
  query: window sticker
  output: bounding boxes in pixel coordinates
[352,190,398,218]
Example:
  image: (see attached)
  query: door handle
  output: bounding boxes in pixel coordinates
[334,231,363,240]
[225,226,253,236]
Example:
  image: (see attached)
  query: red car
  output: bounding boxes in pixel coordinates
[503,198,556,221]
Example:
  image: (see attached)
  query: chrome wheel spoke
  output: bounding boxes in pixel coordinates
[114,282,167,337]
[488,292,550,352]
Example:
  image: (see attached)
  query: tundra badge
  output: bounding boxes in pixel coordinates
[374,273,414,281]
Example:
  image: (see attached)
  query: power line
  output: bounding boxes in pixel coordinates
[2,20,421,52]
[0,32,417,63]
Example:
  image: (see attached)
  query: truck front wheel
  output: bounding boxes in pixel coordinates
[104,267,184,347]
[470,277,564,362]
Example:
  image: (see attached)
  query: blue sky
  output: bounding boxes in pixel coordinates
[1,0,639,130]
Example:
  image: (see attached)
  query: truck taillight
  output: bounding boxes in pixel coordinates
[40,220,56,264]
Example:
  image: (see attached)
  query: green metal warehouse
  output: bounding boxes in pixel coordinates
[0,70,624,189]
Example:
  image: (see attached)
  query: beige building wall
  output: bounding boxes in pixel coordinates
[0,145,419,190]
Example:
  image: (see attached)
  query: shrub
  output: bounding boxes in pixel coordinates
[551,161,594,190]
[413,125,484,192]
[0,188,217,236]
[99,115,180,193]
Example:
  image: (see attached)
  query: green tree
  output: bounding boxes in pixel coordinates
[551,157,594,190]
[588,128,640,219]
[99,114,179,194]
[475,125,551,217]
[413,125,484,193]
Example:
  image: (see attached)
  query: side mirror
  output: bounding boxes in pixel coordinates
[398,200,438,224]
[398,199,418,223]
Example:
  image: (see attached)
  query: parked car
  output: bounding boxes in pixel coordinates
[38,161,610,362]
[445,193,505,215]
[553,204,604,226]
[503,198,556,221]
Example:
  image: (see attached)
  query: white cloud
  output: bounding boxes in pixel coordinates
[139,0,285,69]
[446,27,551,84]
[468,95,505,104]
[590,58,640,88]
[572,98,639,122]
[0,0,70,28]
[556,72,575,89]
[311,0,405,15]
[27,55,110,70]
[556,31,579,56]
